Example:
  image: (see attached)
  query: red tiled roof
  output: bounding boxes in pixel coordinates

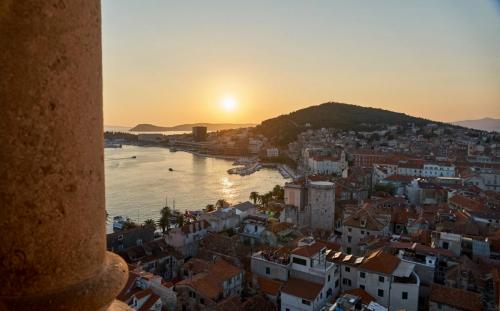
[134,288,153,300]
[137,293,160,311]
[282,278,323,300]
[291,242,325,258]
[430,283,482,311]
[449,195,485,213]
[257,276,283,296]
[360,249,400,274]
[343,288,375,305]
[176,259,243,301]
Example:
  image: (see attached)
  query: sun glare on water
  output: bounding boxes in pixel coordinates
[221,95,237,112]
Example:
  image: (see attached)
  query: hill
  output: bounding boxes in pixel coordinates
[255,102,439,145]
[130,123,256,132]
[452,118,500,132]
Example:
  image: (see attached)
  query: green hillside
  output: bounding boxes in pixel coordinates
[255,102,437,145]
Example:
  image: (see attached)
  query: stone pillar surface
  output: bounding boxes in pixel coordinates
[0,1,128,309]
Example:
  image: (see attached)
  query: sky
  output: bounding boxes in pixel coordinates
[102,0,500,126]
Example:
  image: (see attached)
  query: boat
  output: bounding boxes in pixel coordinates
[112,215,127,231]
[104,140,122,148]
[131,156,137,159]
[169,168,173,171]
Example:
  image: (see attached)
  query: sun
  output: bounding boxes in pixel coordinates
[220,96,237,112]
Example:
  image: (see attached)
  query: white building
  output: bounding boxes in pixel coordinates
[267,147,280,158]
[307,151,347,176]
[328,249,420,311]
[422,163,455,178]
[165,220,210,256]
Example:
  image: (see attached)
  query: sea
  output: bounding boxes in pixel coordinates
[105,145,288,232]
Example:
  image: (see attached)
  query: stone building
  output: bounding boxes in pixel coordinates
[306,181,336,231]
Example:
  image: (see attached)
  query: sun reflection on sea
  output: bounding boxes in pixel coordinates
[221,176,237,200]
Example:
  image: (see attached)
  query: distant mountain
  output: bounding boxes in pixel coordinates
[452,118,500,132]
[255,102,441,145]
[130,123,256,132]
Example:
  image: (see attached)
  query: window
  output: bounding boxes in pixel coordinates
[302,299,311,305]
[347,236,352,243]
[200,298,205,305]
[342,278,352,286]
[378,289,384,297]
[348,228,352,232]
[286,309,290,311]
[335,280,339,288]
[254,225,258,232]
[293,257,307,266]
[379,276,385,283]
[346,247,351,254]
[328,275,331,281]
[402,291,408,300]
[442,241,449,249]
[361,230,365,235]
[360,272,366,278]
[265,267,270,275]
[345,267,350,272]
[182,305,187,311]
[360,285,365,290]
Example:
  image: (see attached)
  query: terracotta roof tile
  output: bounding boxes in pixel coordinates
[343,288,375,305]
[176,259,243,301]
[430,283,482,311]
[359,249,400,274]
[137,293,160,311]
[257,276,284,296]
[291,242,325,258]
[282,278,323,300]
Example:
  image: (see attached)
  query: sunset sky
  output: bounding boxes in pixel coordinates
[102,1,500,127]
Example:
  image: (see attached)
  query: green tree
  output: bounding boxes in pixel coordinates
[205,204,215,212]
[249,191,259,205]
[144,218,156,229]
[158,206,171,233]
[215,199,228,209]
[122,218,138,230]
[272,185,284,201]
[176,214,185,227]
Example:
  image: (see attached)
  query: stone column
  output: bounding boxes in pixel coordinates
[0,1,128,310]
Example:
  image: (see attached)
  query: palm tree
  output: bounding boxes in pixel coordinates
[249,191,259,205]
[205,204,215,212]
[158,206,171,233]
[144,218,156,229]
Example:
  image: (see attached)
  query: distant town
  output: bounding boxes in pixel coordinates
[106,107,500,311]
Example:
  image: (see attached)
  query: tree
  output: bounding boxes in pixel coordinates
[158,206,171,233]
[144,218,156,229]
[259,192,273,207]
[249,191,259,205]
[205,204,215,212]
[176,214,185,227]
[122,218,138,230]
[272,185,284,201]
[215,199,228,210]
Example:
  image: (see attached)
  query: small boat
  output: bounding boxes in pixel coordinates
[131,156,137,159]
[169,168,173,171]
